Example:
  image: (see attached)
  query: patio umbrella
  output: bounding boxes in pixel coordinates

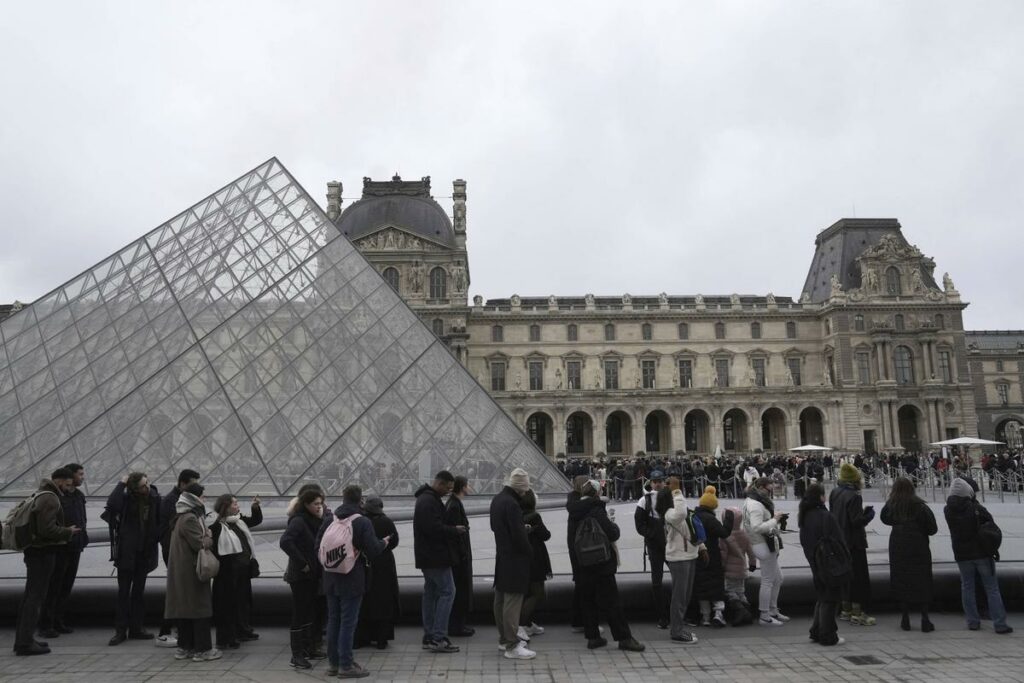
[789,444,834,451]
[930,437,1004,446]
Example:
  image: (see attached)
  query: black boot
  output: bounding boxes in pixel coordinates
[304,625,326,660]
[289,629,311,669]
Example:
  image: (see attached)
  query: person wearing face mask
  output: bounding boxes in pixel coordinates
[102,471,162,646]
[210,494,262,650]
[165,483,219,662]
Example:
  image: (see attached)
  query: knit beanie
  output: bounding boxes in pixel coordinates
[572,475,590,494]
[838,462,862,486]
[507,467,531,494]
[949,477,974,499]
[698,485,719,510]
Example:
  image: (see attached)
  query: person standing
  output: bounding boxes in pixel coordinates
[490,468,537,660]
[829,463,876,625]
[165,483,220,662]
[945,477,1013,634]
[155,468,200,647]
[693,486,733,627]
[663,477,702,643]
[102,472,162,645]
[567,479,645,652]
[518,488,552,640]
[317,485,388,679]
[634,470,669,629]
[355,497,400,649]
[798,483,846,646]
[567,475,590,634]
[413,471,464,654]
[38,463,88,638]
[280,488,326,669]
[720,506,756,623]
[445,475,475,637]
[880,477,937,632]
[743,477,788,626]
[210,494,262,649]
[14,469,79,656]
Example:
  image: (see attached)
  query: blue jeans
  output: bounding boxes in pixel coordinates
[957,558,1009,630]
[326,594,363,669]
[421,567,455,642]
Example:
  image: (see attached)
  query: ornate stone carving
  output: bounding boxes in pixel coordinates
[659,292,668,305]
[766,292,776,305]
[910,269,924,293]
[357,228,434,252]
[943,272,956,292]
[451,263,467,293]
[622,293,632,306]
[864,268,879,292]
[473,294,483,306]
[585,293,595,306]
[800,292,811,303]
[410,262,424,293]
[862,234,922,260]
[731,293,741,308]
[695,294,704,306]
[510,294,521,307]
[829,274,843,297]
[549,295,558,308]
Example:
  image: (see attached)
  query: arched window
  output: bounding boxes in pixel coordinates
[491,325,503,342]
[894,314,905,332]
[894,346,915,385]
[432,319,444,337]
[529,324,541,342]
[886,267,902,296]
[678,322,689,340]
[750,322,761,339]
[604,323,616,341]
[714,322,726,340]
[641,323,652,341]
[567,324,578,341]
[786,321,797,339]
[429,267,447,299]
[934,313,945,330]
[382,267,400,291]
[854,314,865,332]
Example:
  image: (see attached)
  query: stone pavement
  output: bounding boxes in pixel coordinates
[0,613,1020,683]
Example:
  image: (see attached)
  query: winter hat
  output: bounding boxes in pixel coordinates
[507,467,531,494]
[838,462,863,486]
[699,485,719,510]
[949,477,974,499]
[572,475,590,493]
[364,497,384,515]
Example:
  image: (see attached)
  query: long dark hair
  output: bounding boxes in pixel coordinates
[886,477,923,521]
[654,486,674,518]
[798,483,826,528]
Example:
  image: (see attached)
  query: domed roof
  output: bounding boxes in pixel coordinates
[336,175,455,248]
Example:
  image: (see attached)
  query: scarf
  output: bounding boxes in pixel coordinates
[747,487,775,516]
[217,514,256,558]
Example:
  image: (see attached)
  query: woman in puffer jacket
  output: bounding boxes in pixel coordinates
[742,477,787,626]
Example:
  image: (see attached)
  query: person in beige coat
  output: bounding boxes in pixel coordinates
[164,483,220,662]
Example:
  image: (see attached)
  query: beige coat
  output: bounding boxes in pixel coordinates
[164,510,213,619]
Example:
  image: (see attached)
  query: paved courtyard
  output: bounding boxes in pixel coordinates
[0,613,1020,682]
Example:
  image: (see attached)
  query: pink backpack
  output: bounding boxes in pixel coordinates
[318,514,361,574]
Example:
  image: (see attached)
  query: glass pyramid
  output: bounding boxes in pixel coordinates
[0,159,568,498]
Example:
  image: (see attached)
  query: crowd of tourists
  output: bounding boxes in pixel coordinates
[5,459,1014,675]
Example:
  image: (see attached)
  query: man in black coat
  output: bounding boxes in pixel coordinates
[155,468,200,645]
[829,463,875,624]
[413,471,465,653]
[38,463,89,638]
[634,470,669,629]
[102,472,162,645]
[490,469,535,659]
[444,476,474,637]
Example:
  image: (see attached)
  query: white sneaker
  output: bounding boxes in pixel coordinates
[173,648,192,660]
[516,626,530,642]
[156,635,178,648]
[525,622,545,636]
[770,612,791,623]
[834,636,846,646]
[759,615,784,627]
[192,648,222,662]
[504,642,536,660]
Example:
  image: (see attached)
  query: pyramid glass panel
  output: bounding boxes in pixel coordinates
[0,159,567,497]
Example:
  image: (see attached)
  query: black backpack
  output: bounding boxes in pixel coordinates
[814,519,852,589]
[574,515,612,567]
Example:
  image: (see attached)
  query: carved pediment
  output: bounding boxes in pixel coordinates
[355,227,447,252]
[861,234,922,261]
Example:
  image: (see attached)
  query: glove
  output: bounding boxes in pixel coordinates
[863,506,876,523]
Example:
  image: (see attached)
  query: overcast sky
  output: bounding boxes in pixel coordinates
[1,2,1022,329]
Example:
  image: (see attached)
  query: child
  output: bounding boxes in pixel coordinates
[720,506,756,625]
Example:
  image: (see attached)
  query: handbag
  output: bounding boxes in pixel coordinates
[196,547,220,582]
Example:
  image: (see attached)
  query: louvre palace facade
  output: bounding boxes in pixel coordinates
[329,174,1023,459]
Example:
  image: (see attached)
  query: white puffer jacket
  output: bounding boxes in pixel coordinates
[742,495,779,548]
[663,490,701,562]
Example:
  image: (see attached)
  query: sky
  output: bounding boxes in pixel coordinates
[1,1,1022,330]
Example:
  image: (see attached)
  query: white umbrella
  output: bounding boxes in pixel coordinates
[789,444,834,451]
[930,437,1004,446]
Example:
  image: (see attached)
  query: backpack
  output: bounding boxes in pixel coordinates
[574,515,612,567]
[814,521,852,589]
[318,514,361,574]
[1,490,57,551]
[686,509,707,545]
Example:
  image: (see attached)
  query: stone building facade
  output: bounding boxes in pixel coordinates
[965,330,1024,449]
[328,175,994,460]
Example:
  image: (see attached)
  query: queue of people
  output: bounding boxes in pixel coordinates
[7,462,1014,670]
